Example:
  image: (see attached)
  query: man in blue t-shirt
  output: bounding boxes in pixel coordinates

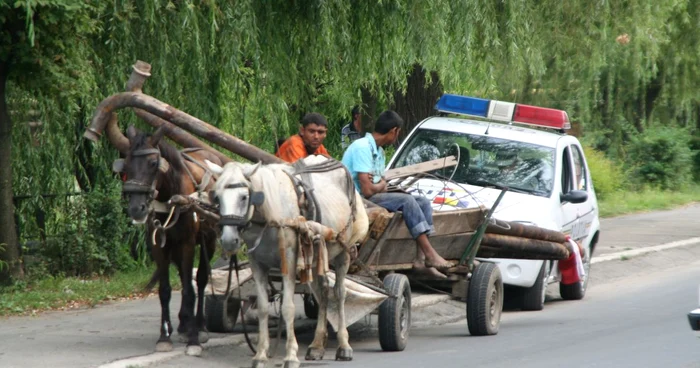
[342,110,450,272]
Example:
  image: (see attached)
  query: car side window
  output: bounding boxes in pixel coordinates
[561,147,574,194]
[571,145,587,191]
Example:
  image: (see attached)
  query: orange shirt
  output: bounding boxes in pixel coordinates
[275,135,329,163]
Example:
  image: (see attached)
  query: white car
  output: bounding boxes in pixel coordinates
[386,94,600,311]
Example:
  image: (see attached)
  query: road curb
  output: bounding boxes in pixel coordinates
[591,237,700,264]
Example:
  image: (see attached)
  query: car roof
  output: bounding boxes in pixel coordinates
[416,116,565,148]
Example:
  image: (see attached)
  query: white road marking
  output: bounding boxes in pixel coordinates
[592,237,700,264]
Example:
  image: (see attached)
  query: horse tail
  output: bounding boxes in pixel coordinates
[144,268,160,291]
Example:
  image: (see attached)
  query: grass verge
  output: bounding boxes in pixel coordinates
[0,267,181,317]
[598,185,700,218]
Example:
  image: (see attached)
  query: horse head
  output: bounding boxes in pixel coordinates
[113,125,170,224]
[207,160,264,253]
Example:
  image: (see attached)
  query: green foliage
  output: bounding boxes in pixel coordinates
[37,185,134,277]
[582,145,626,200]
[625,126,694,190]
[597,185,700,218]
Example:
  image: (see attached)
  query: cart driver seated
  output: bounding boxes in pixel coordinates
[342,110,451,276]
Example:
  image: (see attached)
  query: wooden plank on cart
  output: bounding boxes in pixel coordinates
[384,155,458,180]
[388,208,485,239]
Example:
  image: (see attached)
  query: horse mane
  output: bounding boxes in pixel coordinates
[129,132,187,196]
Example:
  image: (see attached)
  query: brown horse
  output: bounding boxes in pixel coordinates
[113,123,221,356]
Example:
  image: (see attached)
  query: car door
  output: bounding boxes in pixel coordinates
[559,144,580,240]
[569,143,595,243]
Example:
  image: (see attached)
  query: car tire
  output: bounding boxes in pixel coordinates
[560,244,590,300]
[519,262,548,311]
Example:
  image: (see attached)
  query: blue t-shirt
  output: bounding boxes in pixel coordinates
[341,133,385,193]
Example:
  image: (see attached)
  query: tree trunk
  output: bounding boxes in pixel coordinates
[0,62,24,283]
[390,64,444,143]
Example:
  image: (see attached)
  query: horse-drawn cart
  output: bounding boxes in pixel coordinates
[202,187,572,351]
[84,60,575,362]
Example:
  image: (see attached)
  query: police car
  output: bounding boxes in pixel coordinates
[387,94,600,311]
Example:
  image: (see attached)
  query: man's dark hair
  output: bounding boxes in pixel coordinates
[351,105,360,117]
[374,110,403,134]
[300,112,328,127]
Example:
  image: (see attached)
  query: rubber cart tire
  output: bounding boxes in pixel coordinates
[205,294,239,333]
[467,262,503,336]
[379,273,411,351]
[303,292,319,319]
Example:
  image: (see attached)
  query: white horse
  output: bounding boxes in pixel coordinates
[207,155,369,368]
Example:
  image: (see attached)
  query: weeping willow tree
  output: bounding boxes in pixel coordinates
[4,0,700,282]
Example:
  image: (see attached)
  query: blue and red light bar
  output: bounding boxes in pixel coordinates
[434,94,571,130]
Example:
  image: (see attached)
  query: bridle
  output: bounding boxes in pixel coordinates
[121,148,162,201]
[216,182,265,230]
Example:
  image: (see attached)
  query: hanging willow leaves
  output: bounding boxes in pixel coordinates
[3,0,700,281]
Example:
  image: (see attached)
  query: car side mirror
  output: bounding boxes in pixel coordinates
[560,190,588,204]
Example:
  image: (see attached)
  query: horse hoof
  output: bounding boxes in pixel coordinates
[305,347,325,360]
[199,331,210,344]
[155,341,173,352]
[252,360,266,368]
[185,345,203,357]
[283,360,301,368]
[335,347,353,361]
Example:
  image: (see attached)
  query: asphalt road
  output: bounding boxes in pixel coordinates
[149,245,700,368]
[2,204,700,368]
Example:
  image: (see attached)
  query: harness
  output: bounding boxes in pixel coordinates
[121,148,161,199]
[122,146,218,248]
[286,159,357,227]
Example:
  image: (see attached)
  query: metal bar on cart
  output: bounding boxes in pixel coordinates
[459,188,508,266]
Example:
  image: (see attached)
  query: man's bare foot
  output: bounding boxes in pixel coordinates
[412,260,447,279]
[424,254,451,271]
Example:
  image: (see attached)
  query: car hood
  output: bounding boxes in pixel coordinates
[408,179,558,231]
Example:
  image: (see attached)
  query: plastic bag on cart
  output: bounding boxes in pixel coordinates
[192,267,254,296]
[311,271,389,331]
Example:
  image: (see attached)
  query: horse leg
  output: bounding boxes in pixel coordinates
[305,276,329,361]
[251,261,271,368]
[194,235,213,344]
[281,237,300,368]
[333,251,353,361]
[153,246,174,352]
[179,241,202,356]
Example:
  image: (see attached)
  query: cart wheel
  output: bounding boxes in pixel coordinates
[379,273,411,352]
[467,262,503,336]
[303,292,319,319]
[205,294,240,333]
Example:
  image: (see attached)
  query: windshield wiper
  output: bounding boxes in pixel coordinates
[472,179,530,194]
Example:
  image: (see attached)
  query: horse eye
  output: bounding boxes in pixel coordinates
[149,160,158,168]
[241,194,248,201]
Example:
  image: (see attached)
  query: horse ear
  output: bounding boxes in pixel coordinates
[150,125,166,146]
[126,125,138,140]
[205,160,224,175]
[243,161,262,179]
[158,158,170,173]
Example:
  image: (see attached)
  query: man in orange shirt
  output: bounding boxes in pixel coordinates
[276,112,330,163]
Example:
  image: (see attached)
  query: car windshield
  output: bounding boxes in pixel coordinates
[392,129,556,197]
